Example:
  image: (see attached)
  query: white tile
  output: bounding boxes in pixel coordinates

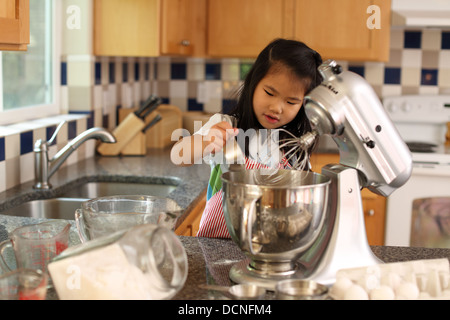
[422,29,441,51]
[5,157,19,189]
[0,161,5,193]
[439,51,450,69]
[156,57,171,81]
[401,49,422,68]
[20,152,34,184]
[221,59,240,81]
[170,80,188,98]
[5,134,20,160]
[381,85,402,97]
[418,86,439,95]
[187,58,205,81]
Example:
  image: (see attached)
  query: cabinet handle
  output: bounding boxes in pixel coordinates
[181,40,190,46]
[366,209,375,216]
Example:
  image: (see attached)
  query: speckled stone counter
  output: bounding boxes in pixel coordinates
[174,237,450,300]
[0,149,449,300]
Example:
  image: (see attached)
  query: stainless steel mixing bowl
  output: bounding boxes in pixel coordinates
[222,169,331,275]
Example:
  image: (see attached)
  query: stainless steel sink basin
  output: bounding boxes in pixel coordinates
[0,180,180,220]
[0,198,86,220]
[59,181,178,198]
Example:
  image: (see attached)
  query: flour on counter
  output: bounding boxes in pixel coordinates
[48,243,173,300]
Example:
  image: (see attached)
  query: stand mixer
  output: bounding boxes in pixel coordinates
[221,60,413,289]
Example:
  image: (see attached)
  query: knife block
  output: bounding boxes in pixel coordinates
[117,108,149,156]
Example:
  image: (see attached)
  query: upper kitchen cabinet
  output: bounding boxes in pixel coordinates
[0,0,30,51]
[293,0,391,62]
[207,0,294,58]
[94,0,206,57]
[160,0,206,56]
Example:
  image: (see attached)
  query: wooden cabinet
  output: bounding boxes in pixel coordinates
[175,190,206,236]
[0,0,30,51]
[207,0,293,58]
[94,0,206,57]
[293,0,391,62]
[207,0,390,61]
[160,0,206,56]
[310,153,387,246]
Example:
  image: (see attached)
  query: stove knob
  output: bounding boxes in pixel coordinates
[387,102,399,113]
[401,102,412,112]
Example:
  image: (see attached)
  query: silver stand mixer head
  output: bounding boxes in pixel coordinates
[223,60,413,289]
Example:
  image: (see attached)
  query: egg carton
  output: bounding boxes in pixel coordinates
[330,258,450,300]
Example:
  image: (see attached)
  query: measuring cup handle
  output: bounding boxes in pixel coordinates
[0,239,13,272]
[75,209,89,243]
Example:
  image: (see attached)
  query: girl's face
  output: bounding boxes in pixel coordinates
[252,65,307,129]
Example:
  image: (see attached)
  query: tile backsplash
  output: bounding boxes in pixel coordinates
[1,28,450,192]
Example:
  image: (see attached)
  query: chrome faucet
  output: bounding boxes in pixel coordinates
[33,121,116,189]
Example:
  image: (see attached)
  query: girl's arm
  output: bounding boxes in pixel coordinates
[170,121,237,167]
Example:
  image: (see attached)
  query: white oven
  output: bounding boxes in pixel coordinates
[384,95,450,248]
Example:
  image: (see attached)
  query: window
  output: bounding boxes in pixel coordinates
[0,0,60,125]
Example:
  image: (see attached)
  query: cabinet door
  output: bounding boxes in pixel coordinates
[160,0,206,56]
[207,0,294,58]
[94,0,159,57]
[294,0,390,62]
[0,0,30,51]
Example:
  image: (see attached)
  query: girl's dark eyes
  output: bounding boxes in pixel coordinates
[264,89,273,96]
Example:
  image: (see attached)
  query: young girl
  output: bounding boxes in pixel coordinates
[170,38,323,238]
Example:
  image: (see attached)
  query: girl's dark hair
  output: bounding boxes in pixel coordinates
[228,38,323,164]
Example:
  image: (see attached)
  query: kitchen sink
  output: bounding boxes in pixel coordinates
[58,181,178,198]
[0,180,180,220]
[0,198,86,220]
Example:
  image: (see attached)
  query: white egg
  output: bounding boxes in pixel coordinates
[369,285,395,300]
[395,282,419,300]
[343,284,369,300]
[330,277,353,300]
[381,272,402,289]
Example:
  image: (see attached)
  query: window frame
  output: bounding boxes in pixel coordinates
[0,0,61,126]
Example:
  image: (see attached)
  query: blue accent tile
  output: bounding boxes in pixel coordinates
[348,66,365,78]
[206,63,221,80]
[109,62,115,84]
[20,131,33,155]
[68,121,77,139]
[384,67,401,84]
[0,137,5,162]
[171,63,187,80]
[95,62,101,85]
[46,125,57,146]
[145,63,150,81]
[61,62,67,86]
[161,98,170,104]
[188,98,203,111]
[122,62,128,83]
[134,62,140,81]
[421,69,438,86]
[404,31,422,49]
[442,32,450,49]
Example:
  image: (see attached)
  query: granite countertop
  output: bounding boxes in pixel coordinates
[0,148,449,300]
[175,237,450,300]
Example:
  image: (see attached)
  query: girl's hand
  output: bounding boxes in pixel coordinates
[203,121,238,155]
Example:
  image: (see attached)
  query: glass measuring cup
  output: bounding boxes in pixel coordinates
[0,221,70,275]
[48,223,188,300]
[0,269,48,300]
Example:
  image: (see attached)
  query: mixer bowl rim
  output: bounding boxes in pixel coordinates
[221,169,331,189]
